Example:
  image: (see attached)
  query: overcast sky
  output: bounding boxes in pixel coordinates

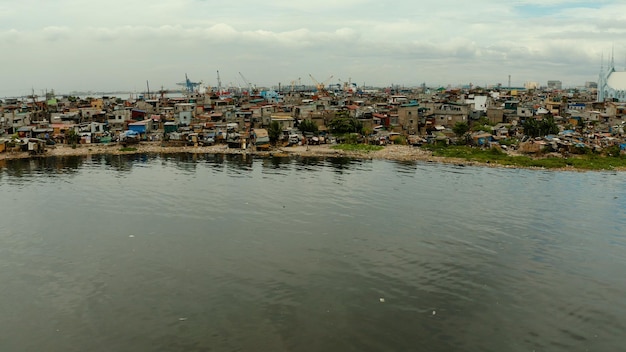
[1,0,624,97]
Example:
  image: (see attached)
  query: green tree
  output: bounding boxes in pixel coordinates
[540,115,559,136]
[452,121,469,137]
[475,117,492,126]
[522,117,540,137]
[298,119,318,134]
[523,115,559,138]
[66,129,79,146]
[471,117,493,133]
[328,117,363,135]
[268,121,282,145]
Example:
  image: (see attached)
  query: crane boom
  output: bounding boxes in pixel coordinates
[238,71,255,95]
[176,73,201,94]
[309,74,333,95]
[309,73,320,86]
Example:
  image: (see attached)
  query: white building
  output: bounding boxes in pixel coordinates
[598,54,626,102]
[465,95,488,112]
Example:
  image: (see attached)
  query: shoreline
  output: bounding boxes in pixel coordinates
[0,142,623,172]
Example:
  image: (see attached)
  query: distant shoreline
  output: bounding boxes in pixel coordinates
[1,142,623,172]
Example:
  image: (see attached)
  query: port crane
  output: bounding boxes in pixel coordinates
[309,74,333,95]
[176,73,202,94]
[337,77,356,93]
[289,77,302,92]
[238,72,257,95]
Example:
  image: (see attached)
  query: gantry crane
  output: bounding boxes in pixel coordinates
[176,73,202,94]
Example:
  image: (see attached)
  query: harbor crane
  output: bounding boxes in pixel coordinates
[337,77,356,93]
[309,74,334,95]
[238,72,257,95]
[289,77,302,92]
[176,73,202,94]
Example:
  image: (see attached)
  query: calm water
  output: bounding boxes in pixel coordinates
[1,153,625,352]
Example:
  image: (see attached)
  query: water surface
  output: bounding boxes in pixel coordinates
[1,154,625,351]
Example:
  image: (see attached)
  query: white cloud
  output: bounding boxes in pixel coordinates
[42,26,71,41]
[0,0,622,96]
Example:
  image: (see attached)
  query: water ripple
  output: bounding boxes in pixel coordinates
[0,155,625,351]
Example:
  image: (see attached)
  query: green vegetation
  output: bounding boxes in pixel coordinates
[423,144,626,170]
[331,144,383,152]
[328,112,363,134]
[119,147,138,152]
[342,133,360,145]
[268,121,282,144]
[522,115,559,138]
[66,129,79,146]
[452,121,469,137]
[298,119,318,134]
[392,135,407,145]
[498,138,519,146]
[471,117,494,133]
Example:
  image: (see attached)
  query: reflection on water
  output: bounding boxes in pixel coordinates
[326,156,359,173]
[0,153,625,352]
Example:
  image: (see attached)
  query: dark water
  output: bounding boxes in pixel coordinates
[1,154,625,352]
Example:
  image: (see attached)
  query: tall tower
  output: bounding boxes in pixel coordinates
[599,53,605,102]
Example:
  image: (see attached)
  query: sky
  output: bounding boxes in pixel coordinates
[1,0,625,97]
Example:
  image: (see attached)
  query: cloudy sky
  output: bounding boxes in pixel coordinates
[1,0,623,97]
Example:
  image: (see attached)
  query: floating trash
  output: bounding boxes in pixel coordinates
[432,310,436,315]
[179,317,187,321]
[129,235,135,238]
[379,298,385,303]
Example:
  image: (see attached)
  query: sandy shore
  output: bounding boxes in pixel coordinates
[1,142,622,171]
[0,142,468,164]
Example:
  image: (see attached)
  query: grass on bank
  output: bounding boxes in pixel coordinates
[423,144,626,170]
[119,147,138,152]
[331,144,384,152]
